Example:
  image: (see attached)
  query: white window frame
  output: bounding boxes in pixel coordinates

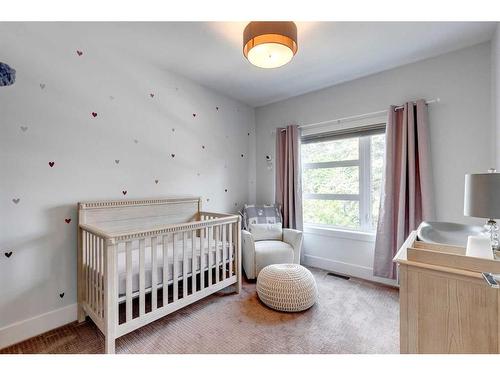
[301,115,386,236]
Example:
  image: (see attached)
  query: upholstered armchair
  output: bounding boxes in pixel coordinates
[240,204,303,280]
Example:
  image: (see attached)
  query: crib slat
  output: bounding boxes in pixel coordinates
[139,238,146,316]
[208,227,212,286]
[151,236,158,310]
[99,238,103,317]
[101,238,105,318]
[173,233,178,302]
[200,227,205,289]
[182,232,187,299]
[92,234,97,311]
[162,235,169,306]
[229,223,233,277]
[191,229,196,294]
[96,238,101,318]
[85,231,89,307]
[88,233,92,310]
[215,226,220,284]
[222,224,226,280]
[100,237,105,318]
[126,241,133,322]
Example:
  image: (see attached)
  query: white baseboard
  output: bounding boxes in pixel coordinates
[0,303,77,350]
[303,254,398,287]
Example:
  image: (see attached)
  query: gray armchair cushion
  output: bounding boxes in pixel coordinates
[241,204,282,230]
[248,223,283,241]
[254,241,294,276]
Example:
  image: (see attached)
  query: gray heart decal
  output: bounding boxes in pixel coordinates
[40,83,46,89]
[115,159,120,164]
[12,198,20,204]
[20,126,28,132]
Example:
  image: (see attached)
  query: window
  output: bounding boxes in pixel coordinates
[301,128,385,233]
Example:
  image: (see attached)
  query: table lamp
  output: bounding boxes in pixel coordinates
[464,169,500,252]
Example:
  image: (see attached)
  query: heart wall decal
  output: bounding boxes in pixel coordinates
[48,161,55,167]
[4,251,13,258]
[39,83,46,89]
[155,180,159,184]
[20,126,28,132]
[65,218,71,224]
[91,112,97,118]
[122,190,127,195]
[12,198,20,204]
[115,159,120,164]
[59,292,65,298]
[76,50,83,56]
[150,93,154,98]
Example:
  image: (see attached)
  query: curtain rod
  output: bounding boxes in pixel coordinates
[280,98,440,131]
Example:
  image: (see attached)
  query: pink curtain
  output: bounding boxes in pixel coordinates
[373,100,435,279]
[275,125,303,230]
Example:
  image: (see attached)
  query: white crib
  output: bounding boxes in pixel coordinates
[77,197,241,354]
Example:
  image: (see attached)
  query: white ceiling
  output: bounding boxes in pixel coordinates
[3,22,497,107]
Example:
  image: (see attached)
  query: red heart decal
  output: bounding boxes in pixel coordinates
[76,50,83,56]
[150,93,154,98]
[122,190,127,195]
[65,218,71,224]
[91,112,97,118]
[49,161,55,167]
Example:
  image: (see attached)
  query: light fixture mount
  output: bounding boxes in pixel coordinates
[243,21,298,69]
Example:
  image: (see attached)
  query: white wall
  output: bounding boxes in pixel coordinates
[492,23,500,169]
[0,23,256,347]
[255,42,492,283]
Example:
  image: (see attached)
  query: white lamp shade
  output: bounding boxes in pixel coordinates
[464,173,500,219]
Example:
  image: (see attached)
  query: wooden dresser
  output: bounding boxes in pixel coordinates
[394,231,500,353]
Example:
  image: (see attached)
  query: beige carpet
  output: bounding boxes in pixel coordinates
[1,267,399,354]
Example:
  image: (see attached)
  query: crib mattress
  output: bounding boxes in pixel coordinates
[116,238,233,297]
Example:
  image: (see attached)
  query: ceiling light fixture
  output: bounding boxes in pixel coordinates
[243,21,298,69]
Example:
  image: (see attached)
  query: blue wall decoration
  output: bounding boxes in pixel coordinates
[0,62,16,86]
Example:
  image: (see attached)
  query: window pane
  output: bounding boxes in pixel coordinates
[370,134,385,230]
[303,167,359,194]
[302,137,359,163]
[303,199,360,229]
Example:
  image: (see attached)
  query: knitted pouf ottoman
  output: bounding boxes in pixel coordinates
[256,264,318,312]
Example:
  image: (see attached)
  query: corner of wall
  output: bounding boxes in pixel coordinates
[494,23,500,170]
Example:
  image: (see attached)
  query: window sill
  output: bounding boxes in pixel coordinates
[303,225,376,242]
